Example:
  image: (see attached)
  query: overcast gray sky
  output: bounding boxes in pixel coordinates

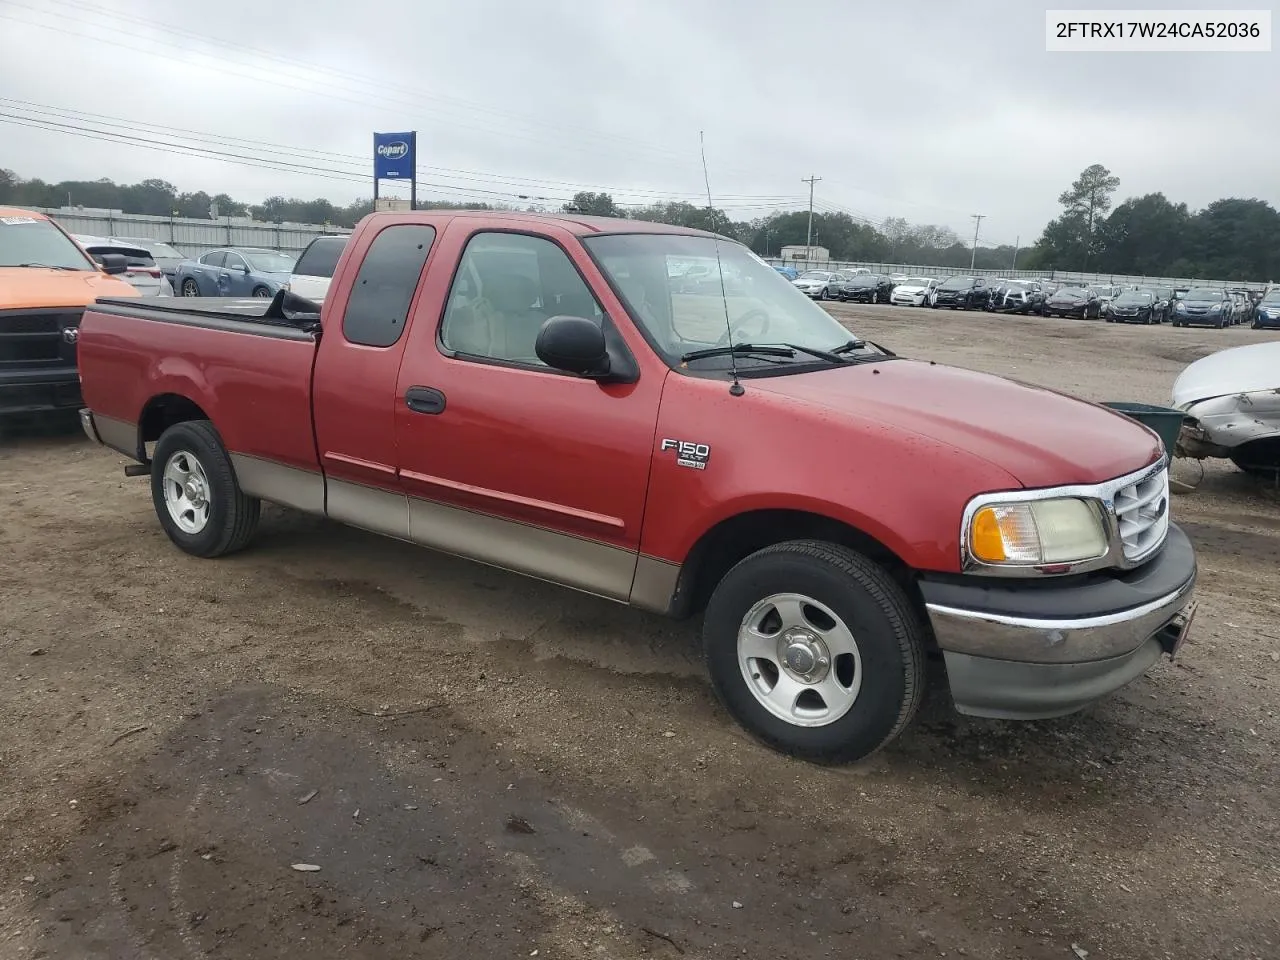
[0,0,1274,244]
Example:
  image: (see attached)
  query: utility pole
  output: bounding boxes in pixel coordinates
[969,213,985,271]
[802,175,822,259]
[1011,235,1020,271]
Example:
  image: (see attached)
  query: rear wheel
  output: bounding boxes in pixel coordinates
[702,540,925,763]
[151,420,260,558]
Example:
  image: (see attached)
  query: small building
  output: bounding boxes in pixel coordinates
[780,244,830,263]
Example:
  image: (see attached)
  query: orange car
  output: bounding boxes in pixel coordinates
[0,207,139,417]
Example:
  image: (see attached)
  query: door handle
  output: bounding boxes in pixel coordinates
[405,386,446,415]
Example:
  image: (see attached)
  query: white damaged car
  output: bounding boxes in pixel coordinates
[889,276,939,307]
[1172,341,1280,476]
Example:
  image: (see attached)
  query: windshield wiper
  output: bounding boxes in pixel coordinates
[681,343,795,363]
[15,262,76,270]
[775,342,853,363]
[830,338,868,354]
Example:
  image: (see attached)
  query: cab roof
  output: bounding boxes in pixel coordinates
[368,209,725,240]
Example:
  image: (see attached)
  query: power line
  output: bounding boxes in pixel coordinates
[5,0,787,187]
[0,99,807,212]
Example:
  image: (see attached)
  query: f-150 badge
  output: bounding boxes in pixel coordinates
[661,438,710,470]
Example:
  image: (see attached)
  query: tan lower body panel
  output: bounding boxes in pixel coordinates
[114,436,681,610]
[408,496,638,602]
[629,555,681,614]
[95,414,138,459]
[230,453,326,515]
[327,478,410,540]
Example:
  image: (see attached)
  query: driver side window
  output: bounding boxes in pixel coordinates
[440,232,604,367]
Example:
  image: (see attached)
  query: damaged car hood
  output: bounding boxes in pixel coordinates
[1171,342,1280,454]
[1171,342,1280,407]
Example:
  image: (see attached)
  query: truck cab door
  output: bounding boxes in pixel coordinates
[311,221,440,540]
[392,223,666,605]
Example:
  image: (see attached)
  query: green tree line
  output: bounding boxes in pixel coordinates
[1023,164,1279,282]
[0,169,496,228]
[3,165,1274,280]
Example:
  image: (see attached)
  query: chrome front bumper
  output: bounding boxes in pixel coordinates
[922,524,1197,719]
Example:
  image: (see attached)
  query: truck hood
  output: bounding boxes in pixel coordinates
[750,359,1162,487]
[0,267,140,310]
[1171,341,1280,409]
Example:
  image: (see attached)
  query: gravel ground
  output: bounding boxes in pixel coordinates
[1,306,1278,959]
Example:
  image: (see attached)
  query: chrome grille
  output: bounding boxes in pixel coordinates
[1113,463,1170,563]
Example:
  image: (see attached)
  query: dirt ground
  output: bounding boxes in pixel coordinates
[2,306,1278,960]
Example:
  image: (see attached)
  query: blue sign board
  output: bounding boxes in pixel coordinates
[374,131,416,180]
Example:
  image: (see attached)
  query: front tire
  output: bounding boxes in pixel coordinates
[151,420,260,558]
[252,286,272,298]
[181,278,200,297]
[702,540,926,763]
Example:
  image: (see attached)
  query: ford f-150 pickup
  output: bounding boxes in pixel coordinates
[76,211,1198,762]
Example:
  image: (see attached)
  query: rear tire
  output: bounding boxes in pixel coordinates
[151,420,260,558]
[702,540,926,763]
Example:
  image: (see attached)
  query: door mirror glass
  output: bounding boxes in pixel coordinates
[535,315,610,376]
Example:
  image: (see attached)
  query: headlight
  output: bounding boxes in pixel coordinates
[1175,302,1186,311]
[967,497,1107,568]
[1207,304,1221,313]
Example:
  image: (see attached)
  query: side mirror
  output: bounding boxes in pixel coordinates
[535,315,610,377]
[99,253,129,276]
[241,264,251,274]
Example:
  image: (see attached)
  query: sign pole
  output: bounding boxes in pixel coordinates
[410,131,417,211]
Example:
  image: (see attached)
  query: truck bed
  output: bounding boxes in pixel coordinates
[78,296,321,474]
[92,295,321,336]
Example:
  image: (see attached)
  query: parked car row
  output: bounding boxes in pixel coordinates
[787,266,1276,332]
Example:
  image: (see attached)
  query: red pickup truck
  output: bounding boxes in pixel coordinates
[77,211,1197,762]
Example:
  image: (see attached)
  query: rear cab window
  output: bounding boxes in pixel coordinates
[342,224,437,348]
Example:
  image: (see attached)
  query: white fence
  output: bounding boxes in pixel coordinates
[39,207,350,257]
[766,258,1273,291]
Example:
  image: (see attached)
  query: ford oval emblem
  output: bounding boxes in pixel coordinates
[62,327,79,345]
[377,141,409,160]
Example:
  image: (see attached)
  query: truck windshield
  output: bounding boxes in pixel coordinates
[0,216,96,270]
[584,233,868,369]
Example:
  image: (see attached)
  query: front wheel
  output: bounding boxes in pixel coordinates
[702,540,926,763]
[151,420,261,558]
[181,278,200,297]
[252,286,272,298]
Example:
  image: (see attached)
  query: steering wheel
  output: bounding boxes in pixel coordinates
[713,308,771,348]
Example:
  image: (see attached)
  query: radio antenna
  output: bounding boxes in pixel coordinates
[700,130,744,397]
